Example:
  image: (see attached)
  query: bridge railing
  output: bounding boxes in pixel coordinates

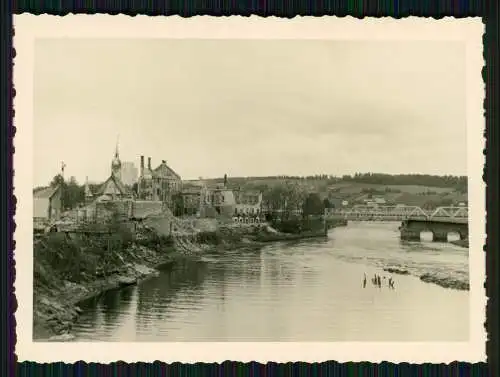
[326,205,468,221]
[429,206,468,220]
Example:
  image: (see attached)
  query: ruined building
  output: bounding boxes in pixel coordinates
[137,155,182,202]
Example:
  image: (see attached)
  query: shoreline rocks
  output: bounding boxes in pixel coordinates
[381,265,469,291]
[383,267,410,275]
[419,273,470,291]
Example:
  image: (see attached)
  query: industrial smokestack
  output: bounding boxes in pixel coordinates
[148,157,152,170]
[140,156,144,176]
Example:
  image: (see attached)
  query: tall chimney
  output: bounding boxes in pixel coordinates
[148,157,152,170]
[140,155,144,176]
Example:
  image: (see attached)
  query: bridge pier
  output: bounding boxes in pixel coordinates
[399,219,468,244]
[432,230,448,243]
[400,225,421,241]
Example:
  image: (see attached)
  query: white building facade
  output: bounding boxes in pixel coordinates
[121,161,138,186]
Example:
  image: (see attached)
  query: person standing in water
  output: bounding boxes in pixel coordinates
[363,273,367,288]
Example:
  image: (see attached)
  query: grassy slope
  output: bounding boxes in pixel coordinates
[187,177,466,203]
[234,179,467,207]
[33,225,177,338]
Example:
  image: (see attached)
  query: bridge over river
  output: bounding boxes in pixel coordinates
[326,206,469,242]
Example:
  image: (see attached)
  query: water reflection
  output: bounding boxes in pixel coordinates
[135,261,209,333]
[71,222,469,342]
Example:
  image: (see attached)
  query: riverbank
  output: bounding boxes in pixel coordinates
[33,234,203,340]
[33,219,334,340]
[254,230,327,242]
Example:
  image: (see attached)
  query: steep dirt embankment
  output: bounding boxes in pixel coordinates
[32,219,199,340]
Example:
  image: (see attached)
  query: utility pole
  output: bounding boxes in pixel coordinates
[60,161,66,211]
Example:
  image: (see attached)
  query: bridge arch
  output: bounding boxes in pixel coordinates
[419,230,434,242]
[447,231,461,242]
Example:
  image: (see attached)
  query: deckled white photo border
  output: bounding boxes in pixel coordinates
[13,15,486,363]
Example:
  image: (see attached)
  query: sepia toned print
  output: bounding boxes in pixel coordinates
[15,15,485,363]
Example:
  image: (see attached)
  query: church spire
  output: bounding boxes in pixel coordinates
[111,136,122,179]
[115,134,120,158]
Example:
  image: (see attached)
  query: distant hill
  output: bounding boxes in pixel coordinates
[184,173,468,209]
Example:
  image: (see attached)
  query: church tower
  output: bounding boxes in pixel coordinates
[111,138,122,180]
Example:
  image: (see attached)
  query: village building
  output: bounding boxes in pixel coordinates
[94,175,132,202]
[195,175,236,217]
[326,197,345,209]
[180,185,202,216]
[137,156,182,203]
[91,145,133,202]
[33,185,62,221]
[234,190,263,217]
[175,175,265,220]
[209,185,237,217]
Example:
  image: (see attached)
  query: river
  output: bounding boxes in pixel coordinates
[71,222,470,342]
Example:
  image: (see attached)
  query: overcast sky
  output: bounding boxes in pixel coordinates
[33,38,467,187]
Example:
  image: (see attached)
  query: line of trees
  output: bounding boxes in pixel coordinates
[346,173,467,191]
[199,173,467,191]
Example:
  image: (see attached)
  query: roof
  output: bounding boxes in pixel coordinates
[95,174,131,196]
[153,161,181,180]
[33,185,60,199]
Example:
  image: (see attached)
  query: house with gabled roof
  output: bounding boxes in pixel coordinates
[137,155,182,203]
[94,174,133,201]
[33,185,62,220]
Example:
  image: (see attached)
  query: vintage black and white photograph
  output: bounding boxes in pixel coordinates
[15,16,485,363]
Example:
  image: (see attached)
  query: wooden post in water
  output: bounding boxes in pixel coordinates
[323,207,327,235]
